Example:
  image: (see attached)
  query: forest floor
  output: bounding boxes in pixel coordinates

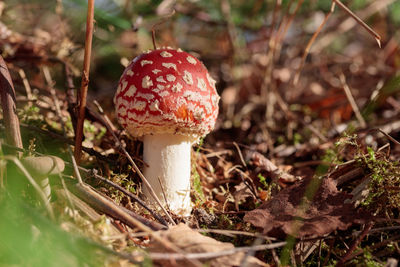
[1,1,400,266]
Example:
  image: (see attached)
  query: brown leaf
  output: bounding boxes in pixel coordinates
[149,223,268,267]
[249,151,300,183]
[244,177,370,238]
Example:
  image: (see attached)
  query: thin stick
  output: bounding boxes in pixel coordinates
[0,55,23,156]
[339,73,367,128]
[336,222,373,266]
[332,0,381,47]
[74,0,95,162]
[86,169,169,227]
[43,66,83,185]
[151,10,176,50]
[275,0,304,54]
[148,241,287,260]
[18,68,33,105]
[74,183,203,267]
[293,2,335,85]
[196,228,276,240]
[369,128,400,146]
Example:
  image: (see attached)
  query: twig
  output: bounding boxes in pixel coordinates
[196,228,276,241]
[151,10,176,50]
[0,55,23,156]
[314,0,392,51]
[93,100,116,132]
[332,0,381,47]
[293,2,335,85]
[18,68,33,105]
[74,0,95,163]
[15,123,114,164]
[85,168,169,227]
[275,0,304,55]
[147,241,287,260]
[240,238,264,267]
[43,66,83,185]
[267,0,282,39]
[336,221,373,266]
[370,128,400,146]
[75,183,202,267]
[71,182,164,231]
[339,73,367,128]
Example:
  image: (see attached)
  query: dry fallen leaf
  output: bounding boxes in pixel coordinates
[244,177,370,238]
[149,223,268,267]
[248,151,300,183]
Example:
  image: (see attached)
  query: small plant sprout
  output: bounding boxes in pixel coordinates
[114,47,219,216]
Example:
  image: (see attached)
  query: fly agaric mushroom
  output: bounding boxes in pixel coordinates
[114,48,219,215]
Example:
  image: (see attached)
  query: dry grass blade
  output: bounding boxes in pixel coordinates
[339,73,367,128]
[332,0,381,47]
[275,0,305,53]
[313,0,394,51]
[74,0,95,163]
[293,2,335,86]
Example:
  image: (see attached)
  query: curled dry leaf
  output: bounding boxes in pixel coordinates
[244,177,370,238]
[149,223,268,267]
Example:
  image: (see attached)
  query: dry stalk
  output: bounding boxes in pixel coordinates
[74,0,95,163]
[147,241,287,261]
[84,168,169,227]
[274,0,304,59]
[151,10,176,50]
[370,128,400,146]
[332,0,381,47]
[73,183,203,267]
[43,66,83,185]
[18,68,33,105]
[339,73,367,128]
[293,2,336,86]
[314,0,393,51]
[336,221,374,266]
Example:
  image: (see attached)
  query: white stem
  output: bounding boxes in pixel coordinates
[142,133,194,216]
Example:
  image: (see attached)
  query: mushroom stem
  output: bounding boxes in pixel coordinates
[142,133,194,216]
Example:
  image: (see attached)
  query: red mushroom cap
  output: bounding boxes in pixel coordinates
[114,48,219,139]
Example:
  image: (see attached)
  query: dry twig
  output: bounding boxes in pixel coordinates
[74,0,95,162]
[339,73,367,128]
